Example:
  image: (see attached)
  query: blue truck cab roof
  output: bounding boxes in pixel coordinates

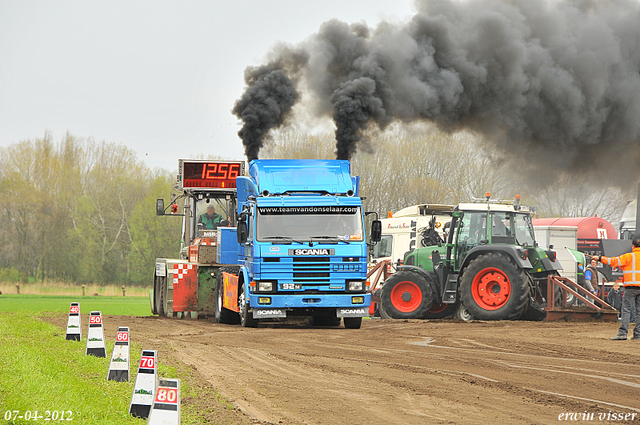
[249,159,355,196]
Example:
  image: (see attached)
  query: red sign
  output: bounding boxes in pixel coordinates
[89,315,102,324]
[180,160,244,190]
[155,388,178,404]
[69,306,79,314]
[116,331,129,342]
[140,356,155,369]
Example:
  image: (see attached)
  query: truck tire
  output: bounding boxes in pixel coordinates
[343,317,362,329]
[158,276,167,317]
[460,253,529,321]
[380,271,434,319]
[423,302,458,319]
[214,267,240,324]
[239,283,258,328]
[152,274,159,315]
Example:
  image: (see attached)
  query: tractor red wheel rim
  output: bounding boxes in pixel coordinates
[390,280,422,313]
[429,303,448,314]
[471,267,511,311]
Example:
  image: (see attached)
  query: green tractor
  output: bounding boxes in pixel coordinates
[380,196,562,321]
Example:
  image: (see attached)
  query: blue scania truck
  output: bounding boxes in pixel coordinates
[152,158,381,329]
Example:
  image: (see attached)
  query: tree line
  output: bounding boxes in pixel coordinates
[1,129,632,285]
[0,133,180,285]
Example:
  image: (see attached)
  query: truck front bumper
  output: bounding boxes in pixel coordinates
[249,293,370,312]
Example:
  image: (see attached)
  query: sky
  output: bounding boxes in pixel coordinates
[0,1,415,172]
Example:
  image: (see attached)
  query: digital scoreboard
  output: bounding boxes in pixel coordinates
[179,160,245,190]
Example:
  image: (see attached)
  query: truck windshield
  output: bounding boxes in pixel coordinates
[256,206,364,242]
[195,198,233,233]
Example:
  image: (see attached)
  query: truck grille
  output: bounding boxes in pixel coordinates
[259,256,364,291]
[293,257,330,283]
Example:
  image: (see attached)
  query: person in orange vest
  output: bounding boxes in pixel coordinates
[593,238,640,341]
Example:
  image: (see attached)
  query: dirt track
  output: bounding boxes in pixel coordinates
[51,315,640,424]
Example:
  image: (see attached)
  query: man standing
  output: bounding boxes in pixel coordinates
[584,258,599,295]
[593,238,640,340]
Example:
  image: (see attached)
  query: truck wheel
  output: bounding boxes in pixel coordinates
[460,253,529,321]
[239,284,258,328]
[158,276,167,317]
[152,274,159,315]
[214,267,240,324]
[343,317,362,329]
[423,302,458,319]
[380,271,434,319]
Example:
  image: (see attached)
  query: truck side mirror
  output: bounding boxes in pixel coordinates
[371,219,382,243]
[237,215,248,244]
[156,199,165,216]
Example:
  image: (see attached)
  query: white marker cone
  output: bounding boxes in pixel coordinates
[107,327,130,382]
[65,302,81,341]
[146,378,181,425]
[129,350,158,419]
[85,311,106,357]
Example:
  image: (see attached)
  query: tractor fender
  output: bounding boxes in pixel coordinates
[540,256,563,271]
[460,245,532,271]
[396,265,441,301]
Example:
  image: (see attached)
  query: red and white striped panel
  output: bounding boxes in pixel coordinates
[173,263,193,285]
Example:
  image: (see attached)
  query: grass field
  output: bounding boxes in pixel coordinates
[0,311,154,424]
[0,310,219,424]
[0,295,152,316]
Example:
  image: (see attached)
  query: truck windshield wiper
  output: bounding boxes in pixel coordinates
[309,235,350,244]
[261,236,304,244]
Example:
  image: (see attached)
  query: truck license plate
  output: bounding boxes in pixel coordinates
[280,283,302,290]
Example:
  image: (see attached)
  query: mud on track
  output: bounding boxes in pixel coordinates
[50,315,640,424]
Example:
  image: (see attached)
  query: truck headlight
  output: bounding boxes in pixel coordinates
[348,281,364,292]
[258,281,273,292]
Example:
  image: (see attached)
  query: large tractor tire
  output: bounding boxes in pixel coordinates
[214,266,240,324]
[377,302,393,320]
[380,270,434,319]
[423,302,458,319]
[460,253,529,321]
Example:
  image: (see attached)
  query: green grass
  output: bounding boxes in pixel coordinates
[0,304,229,424]
[0,311,149,424]
[0,295,152,316]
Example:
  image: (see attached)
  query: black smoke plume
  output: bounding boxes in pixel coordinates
[234,0,640,181]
